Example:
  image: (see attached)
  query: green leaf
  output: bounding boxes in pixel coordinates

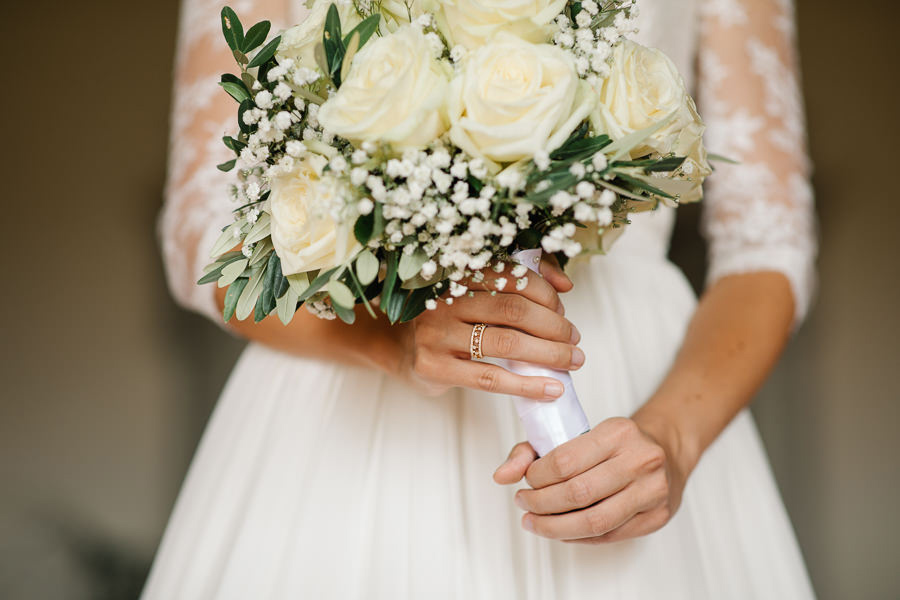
[276,285,300,325]
[236,267,265,320]
[237,99,254,134]
[385,287,408,324]
[248,236,273,266]
[643,156,686,172]
[223,276,248,322]
[327,279,356,309]
[275,273,290,299]
[342,14,380,49]
[614,172,674,199]
[603,112,677,161]
[380,250,399,314]
[549,134,611,162]
[707,152,739,164]
[398,249,428,281]
[400,287,435,323]
[346,267,377,319]
[222,135,246,153]
[354,213,373,245]
[243,212,271,245]
[218,257,248,287]
[255,252,282,321]
[323,4,345,85]
[332,302,356,324]
[209,218,247,258]
[217,159,237,172]
[286,272,310,296]
[299,266,339,301]
[340,31,360,85]
[220,81,250,104]
[243,20,271,53]
[197,252,244,284]
[221,7,244,52]
[355,250,379,285]
[247,35,281,68]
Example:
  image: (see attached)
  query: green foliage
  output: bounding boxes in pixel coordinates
[221,7,244,52]
[243,21,271,52]
[247,35,281,68]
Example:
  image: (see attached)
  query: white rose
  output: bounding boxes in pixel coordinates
[317,26,451,150]
[277,1,361,70]
[429,0,566,49]
[447,33,595,167]
[269,155,362,275]
[590,40,710,202]
[590,40,703,157]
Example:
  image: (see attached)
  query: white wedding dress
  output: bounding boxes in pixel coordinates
[146,0,817,597]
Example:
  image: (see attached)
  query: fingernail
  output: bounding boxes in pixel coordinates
[544,381,564,398]
[570,326,581,345]
[514,493,527,511]
[570,347,585,369]
[522,515,535,532]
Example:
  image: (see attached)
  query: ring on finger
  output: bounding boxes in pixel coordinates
[470,323,487,360]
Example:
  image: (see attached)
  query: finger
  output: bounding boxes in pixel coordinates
[450,322,584,371]
[465,266,563,313]
[525,417,636,489]
[432,357,566,401]
[515,455,632,514]
[493,442,538,485]
[539,255,573,293]
[451,292,580,344]
[523,482,650,540]
[563,507,671,545]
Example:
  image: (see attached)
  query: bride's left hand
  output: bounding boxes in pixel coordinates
[493,416,691,544]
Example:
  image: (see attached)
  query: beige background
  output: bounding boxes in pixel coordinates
[1,0,898,598]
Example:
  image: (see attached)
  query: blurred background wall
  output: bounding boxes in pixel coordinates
[0,0,897,598]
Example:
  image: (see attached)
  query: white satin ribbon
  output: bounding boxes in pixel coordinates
[501,249,591,456]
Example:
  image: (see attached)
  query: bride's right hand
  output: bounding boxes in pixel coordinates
[397,259,583,400]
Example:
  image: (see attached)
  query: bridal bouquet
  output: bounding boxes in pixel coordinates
[199,0,711,454]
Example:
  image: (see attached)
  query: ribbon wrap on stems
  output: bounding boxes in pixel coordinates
[500,249,591,456]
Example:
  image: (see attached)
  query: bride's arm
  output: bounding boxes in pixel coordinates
[495,0,816,542]
[163,0,583,399]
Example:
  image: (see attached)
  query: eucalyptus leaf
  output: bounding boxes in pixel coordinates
[221,7,244,52]
[327,279,356,309]
[603,112,677,161]
[299,267,339,301]
[220,81,251,104]
[276,285,300,325]
[223,276,248,322]
[398,249,428,281]
[355,250,379,285]
[209,218,247,258]
[243,212,271,245]
[218,258,249,287]
[286,272,310,295]
[247,35,281,68]
[332,302,356,324]
[243,20,271,52]
[236,268,265,320]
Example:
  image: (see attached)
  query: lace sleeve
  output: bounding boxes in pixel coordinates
[159,0,289,322]
[696,0,817,324]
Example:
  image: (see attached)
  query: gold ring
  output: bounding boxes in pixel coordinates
[470,323,487,360]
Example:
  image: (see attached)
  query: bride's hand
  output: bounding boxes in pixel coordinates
[397,258,583,400]
[492,416,690,543]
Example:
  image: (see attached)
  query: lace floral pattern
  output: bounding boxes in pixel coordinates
[160,0,816,324]
[697,0,816,323]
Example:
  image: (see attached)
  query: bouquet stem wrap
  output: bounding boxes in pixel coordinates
[502,249,591,456]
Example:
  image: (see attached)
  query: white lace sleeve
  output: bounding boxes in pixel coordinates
[696,0,817,323]
[159,0,289,322]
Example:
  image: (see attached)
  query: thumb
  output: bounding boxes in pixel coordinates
[493,442,538,485]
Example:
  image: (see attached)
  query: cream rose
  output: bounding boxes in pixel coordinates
[269,155,361,275]
[317,26,451,150]
[590,40,710,201]
[277,1,361,69]
[429,0,565,49]
[447,33,595,166]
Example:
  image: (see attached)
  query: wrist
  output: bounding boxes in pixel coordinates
[632,403,702,479]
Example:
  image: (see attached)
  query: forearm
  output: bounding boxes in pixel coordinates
[214,285,406,376]
[632,271,795,475]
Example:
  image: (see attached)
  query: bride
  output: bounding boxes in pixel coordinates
[146,0,817,597]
